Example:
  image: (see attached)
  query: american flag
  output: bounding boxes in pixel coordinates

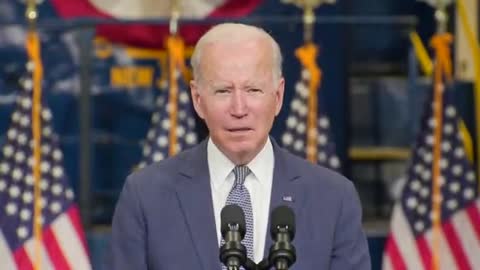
[281,67,341,171]
[382,85,480,270]
[0,63,92,269]
[137,47,197,169]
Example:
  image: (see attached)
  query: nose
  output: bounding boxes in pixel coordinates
[230,90,248,118]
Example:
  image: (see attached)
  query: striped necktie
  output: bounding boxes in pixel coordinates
[223,165,254,268]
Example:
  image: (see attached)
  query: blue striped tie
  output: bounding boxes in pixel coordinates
[223,165,254,269]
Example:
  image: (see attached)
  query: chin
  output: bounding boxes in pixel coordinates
[214,134,263,160]
[228,135,266,152]
[229,145,253,156]
[229,150,255,165]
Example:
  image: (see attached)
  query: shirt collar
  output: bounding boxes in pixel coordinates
[207,137,274,191]
[246,137,273,188]
[208,138,235,192]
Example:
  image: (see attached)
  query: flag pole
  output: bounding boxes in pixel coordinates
[281,0,335,163]
[169,0,180,36]
[281,0,336,43]
[167,0,184,156]
[25,1,44,269]
[427,1,454,269]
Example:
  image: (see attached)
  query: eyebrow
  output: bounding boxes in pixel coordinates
[210,83,234,89]
[208,81,265,90]
[243,83,261,89]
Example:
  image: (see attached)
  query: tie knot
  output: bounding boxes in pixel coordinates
[233,165,250,186]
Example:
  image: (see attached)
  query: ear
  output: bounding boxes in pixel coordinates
[274,77,285,116]
[190,80,205,119]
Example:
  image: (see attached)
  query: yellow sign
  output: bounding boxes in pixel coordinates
[93,37,193,90]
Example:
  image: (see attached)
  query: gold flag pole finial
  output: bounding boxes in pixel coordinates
[281,0,336,42]
[434,0,451,34]
[419,0,454,33]
[170,0,181,35]
[25,0,38,30]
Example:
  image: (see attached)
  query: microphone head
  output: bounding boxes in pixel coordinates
[270,205,295,240]
[221,204,246,238]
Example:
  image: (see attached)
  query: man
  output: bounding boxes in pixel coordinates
[106,23,371,269]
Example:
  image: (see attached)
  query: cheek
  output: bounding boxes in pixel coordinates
[257,99,278,116]
[203,103,226,124]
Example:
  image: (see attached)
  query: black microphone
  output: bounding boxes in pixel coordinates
[269,205,296,270]
[220,204,248,270]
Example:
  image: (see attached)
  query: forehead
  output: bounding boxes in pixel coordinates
[199,39,273,84]
[202,38,271,63]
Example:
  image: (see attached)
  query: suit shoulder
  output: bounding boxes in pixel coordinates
[124,146,195,190]
[282,149,353,192]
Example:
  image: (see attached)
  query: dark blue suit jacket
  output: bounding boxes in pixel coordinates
[106,139,371,269]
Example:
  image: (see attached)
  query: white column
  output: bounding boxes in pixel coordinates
[455,0,478,81]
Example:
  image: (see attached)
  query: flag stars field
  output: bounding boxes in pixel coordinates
[0,63,92,269]
[383,84,480,269]
[138,49,198,169]
[281,49,341,171]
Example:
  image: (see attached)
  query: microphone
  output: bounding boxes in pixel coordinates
[268,205,296,270]
[220,204,248,270]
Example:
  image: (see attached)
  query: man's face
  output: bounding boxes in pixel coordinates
[191,39,284,164]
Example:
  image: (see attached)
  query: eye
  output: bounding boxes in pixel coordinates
[214,89,230,94]
[248,88,263,93]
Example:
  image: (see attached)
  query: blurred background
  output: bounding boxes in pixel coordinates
[0,0,479,269]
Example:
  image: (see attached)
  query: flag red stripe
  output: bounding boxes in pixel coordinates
[209,0,261,17]
[443,221,471,270]
[52,0,261,19]
[384,235,407,270]
[13,247,34,270]
[416,235,432,270]
[51,0,110,18]
[67,206,90,255]
[43,227,71,270]
[51,0,262,48]
[466,203,480,242]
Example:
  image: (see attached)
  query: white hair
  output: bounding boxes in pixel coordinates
[190,23,283,83]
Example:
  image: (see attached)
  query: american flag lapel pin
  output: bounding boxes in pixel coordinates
[282,195,294,202]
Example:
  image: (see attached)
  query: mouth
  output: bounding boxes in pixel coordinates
[227,127,253,133]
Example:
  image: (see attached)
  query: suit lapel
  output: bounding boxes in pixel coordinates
[174,138,308,267]
[175,140,219,270]
[263,140,306,259]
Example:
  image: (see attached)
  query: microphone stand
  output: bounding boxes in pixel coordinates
[257,258,271,270]
[222,243,295,270]
[244,258,259,270]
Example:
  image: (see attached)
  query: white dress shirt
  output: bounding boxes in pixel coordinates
[208,137,274,263]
